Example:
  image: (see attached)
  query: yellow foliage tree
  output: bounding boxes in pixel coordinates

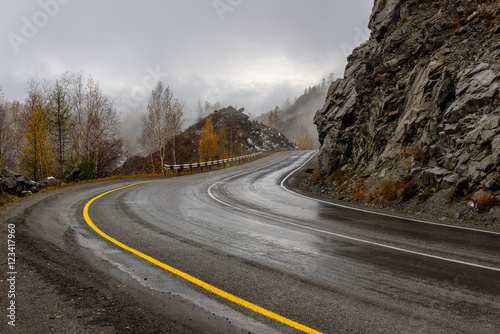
[20,86,55,181]
[199,116,218,162]
[217,128,230,159]
[296,124,316,150]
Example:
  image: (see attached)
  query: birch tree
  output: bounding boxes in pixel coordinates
[48,74,73,176]
[5,100,24,170]
[81,77,123,177]
[141,81,184,172]
[168,98,183,165]
[0,89,7,167]
[70,72,85,161]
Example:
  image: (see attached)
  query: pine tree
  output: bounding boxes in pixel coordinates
[268,106,282,130]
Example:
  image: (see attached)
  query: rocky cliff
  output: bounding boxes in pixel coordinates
[314,0,499,210]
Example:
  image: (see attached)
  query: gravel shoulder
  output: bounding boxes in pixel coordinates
[286,154,500,233]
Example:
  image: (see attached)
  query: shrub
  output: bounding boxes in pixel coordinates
[418,187,435,201]
[475,194,500,212]
[377,0,386,12]
[446,187,469,203]
[379,177,399,202]
[400,176,419,201]
[412,147,430,165]
[0,194,17,206]
[329,170,349,192]
[79,158,97,180]
[352,181,367,202]
[64,157,97,181]
[312,170,326,182]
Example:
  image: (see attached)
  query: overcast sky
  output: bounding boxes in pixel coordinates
[1,0,373,121]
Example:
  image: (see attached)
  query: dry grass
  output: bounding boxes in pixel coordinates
[329,170,350,192]
[445,187,469,203]
[0,194,18,206]
[377,0,386,12]
[352,180,367,202]
[379,177,399,202]
[312,170,326,182]
[475,194,499,212]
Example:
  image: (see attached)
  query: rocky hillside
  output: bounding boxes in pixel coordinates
[314,0,499,214]
[120,106,295,174]
[256,88,326,144]
[187,106,295,155]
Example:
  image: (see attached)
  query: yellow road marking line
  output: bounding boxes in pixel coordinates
[83,181,323,334]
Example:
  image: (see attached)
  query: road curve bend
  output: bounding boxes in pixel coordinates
[82,151,500,333]
[6,151,499,333]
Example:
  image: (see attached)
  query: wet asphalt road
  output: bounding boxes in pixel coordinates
[83,151,500,333]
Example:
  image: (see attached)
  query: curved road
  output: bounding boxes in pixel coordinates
[19,151,500,333]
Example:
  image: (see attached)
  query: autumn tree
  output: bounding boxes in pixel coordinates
[4,100,24,170]
[217,128,229,159]
[70,72,85,161]
[19,80,55,181]
[296,124,316,150]
[0,87,24,170]
[139,112,157,172]
[268,106,282,130]
[80,77,124,178]
[236,128,246,155]
[141,81,184,173]
[168,98,184,165]
[199,116,218,162]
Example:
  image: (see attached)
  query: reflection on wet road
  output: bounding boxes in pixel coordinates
[87,151,500,333]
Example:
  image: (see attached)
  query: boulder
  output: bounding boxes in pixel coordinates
[40,177,59,188]
[1,176,18,192]
[66,168,82,182]
[2,167,21,178]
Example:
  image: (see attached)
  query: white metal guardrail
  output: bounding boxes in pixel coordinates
[163,152,262,173]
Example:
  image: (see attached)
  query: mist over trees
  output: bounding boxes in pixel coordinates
[196,100,223,121]
[0,71,335,181]
[258,74,337,150]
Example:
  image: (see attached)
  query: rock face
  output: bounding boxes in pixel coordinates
[315,0,499,199]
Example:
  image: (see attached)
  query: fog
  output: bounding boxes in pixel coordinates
[1,0,373,154]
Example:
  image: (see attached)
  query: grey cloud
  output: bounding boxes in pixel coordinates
[1,0,373,119]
